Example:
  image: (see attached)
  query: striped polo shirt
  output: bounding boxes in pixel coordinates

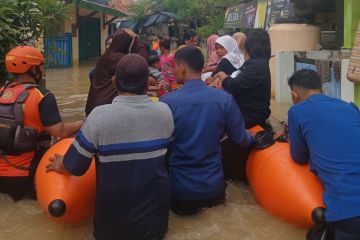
[63,95,174,239]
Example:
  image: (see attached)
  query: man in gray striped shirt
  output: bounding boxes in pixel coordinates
[47,54,174,240]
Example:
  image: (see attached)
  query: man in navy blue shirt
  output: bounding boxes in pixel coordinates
[287,69,360,239]
[161,46,254,215]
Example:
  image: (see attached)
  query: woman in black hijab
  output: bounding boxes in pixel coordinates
[85,29,148,116]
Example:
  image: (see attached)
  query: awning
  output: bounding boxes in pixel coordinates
[142,12,179,27]
[75,0,128,18]
[117,19,139,30]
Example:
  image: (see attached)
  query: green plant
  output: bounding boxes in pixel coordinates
[0,0,42,83]
[0,0,71,85]
[130,0,159,23]
[130,0,238,38]
[37,0,72,36]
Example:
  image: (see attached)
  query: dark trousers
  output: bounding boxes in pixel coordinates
[93,230,166,240]
[307,216,360,240]
[328,216,360,240]
[0,176,35,201]
[0,148,47,201]
[171,193,225,216]
[221,138,252,183]
[93,224,167,240]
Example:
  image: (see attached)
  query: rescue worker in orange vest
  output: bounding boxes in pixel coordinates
[0,46,83,201]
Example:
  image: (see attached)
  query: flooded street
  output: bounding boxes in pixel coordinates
[0,61,305,240]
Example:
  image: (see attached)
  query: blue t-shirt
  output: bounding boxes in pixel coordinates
[288,94,360,222]
[161,80,253,201]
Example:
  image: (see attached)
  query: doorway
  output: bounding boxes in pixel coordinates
[79,17,101,61]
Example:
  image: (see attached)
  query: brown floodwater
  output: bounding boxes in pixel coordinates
[0,61,305,240]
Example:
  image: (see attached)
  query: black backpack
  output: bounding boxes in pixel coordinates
[0,83,39,157]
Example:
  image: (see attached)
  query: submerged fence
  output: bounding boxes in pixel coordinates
[44,33,72,69]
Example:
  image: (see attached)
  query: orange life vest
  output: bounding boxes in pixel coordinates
[0,82,47,177]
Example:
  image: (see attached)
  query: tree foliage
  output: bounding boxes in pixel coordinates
[130,0,238,38]
[37,0,72,36]
[0,0,71,84]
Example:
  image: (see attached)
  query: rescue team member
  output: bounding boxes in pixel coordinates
[161,47,254,215]
[287,70,360,239]
[47,54,174,240]
[0,46,83,201]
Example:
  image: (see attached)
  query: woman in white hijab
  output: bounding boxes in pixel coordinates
[205,35,244,85]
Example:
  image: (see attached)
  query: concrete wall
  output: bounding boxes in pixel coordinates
[275,52,294,103]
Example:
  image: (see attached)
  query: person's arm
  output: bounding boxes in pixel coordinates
[203,65,217,73]
[221,60,265,96]
[225,96,254,147]
[46,115,98,176]
[273,122,289,140]
[288,108,309,165]
[45,121,83,139]
[89,68,96,81]
[122,28,148,59]
[211,59,234,78]
[39,92,83,138]
[133,37,148,59]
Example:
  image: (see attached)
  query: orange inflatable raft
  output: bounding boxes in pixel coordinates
[35,127,324,227]
[247,126,325,227]
[35,138,96,223]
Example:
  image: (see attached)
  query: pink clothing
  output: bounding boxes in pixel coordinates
[208,52,219,67]
[207,35,219,66]
[160,54,176,95]
[160,54,169,68]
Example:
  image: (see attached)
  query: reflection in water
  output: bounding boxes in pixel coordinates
[0,61,306,239]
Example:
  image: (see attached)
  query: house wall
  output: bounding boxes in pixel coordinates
[62,6,109,65]
[275,51,294,103]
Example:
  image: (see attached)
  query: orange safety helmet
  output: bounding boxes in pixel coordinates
[5,46,45,74]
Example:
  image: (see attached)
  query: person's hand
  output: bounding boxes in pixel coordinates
[211,78,223,89]
[273,122,288,140]
[123,28,137,38]
[273,129,286,140]
[205,76,214,86]
[214,71,229,82]
[46,154,68,174]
